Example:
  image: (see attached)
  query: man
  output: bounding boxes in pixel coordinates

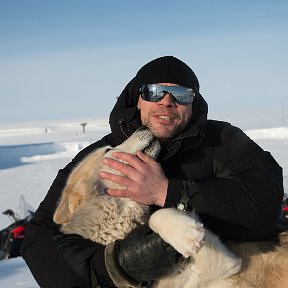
[22,56,284,288]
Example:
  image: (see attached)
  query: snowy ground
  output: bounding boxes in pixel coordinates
[0,118,287,287]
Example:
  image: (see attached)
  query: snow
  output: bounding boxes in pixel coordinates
[0,118,287,287]
[0,257,37,288]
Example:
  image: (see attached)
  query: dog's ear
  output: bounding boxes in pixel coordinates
[53,146,112,225]
[53,187,81,224]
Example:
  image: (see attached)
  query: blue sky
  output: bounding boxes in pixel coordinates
[0,0,287,129]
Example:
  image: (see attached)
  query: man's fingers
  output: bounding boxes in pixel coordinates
[106,188,130,198]
[102,157,134,175]
[112,152,144,168]
[99,171,129,187]
[136,150,155,164]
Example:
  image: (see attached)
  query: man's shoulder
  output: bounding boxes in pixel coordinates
[205,120,246,141]
[207,119,232,128]
[206,119,234,135]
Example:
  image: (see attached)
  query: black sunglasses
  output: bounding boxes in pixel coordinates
[139,84,195,105]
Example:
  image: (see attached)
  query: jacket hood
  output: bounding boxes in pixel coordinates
[109,56,208,146]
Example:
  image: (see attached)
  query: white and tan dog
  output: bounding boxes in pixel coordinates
[54,127,288,288]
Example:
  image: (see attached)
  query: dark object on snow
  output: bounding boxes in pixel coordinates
[0,197,34,260]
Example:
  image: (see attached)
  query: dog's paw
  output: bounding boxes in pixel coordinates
[149,208,205,258]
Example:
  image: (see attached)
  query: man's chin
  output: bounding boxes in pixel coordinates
[150,127,178,142]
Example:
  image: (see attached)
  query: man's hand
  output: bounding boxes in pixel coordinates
[104,224,180,286]
[99,151,168,207]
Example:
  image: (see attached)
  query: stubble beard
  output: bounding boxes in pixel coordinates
[143,114,185,143]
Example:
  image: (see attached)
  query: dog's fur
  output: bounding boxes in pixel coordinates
[54,127,288,288]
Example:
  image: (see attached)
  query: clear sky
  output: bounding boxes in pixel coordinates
[0,0,287,129]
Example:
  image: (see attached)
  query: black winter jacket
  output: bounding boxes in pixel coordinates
[22,78,284,287]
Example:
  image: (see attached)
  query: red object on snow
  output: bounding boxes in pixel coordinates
[282,206,288,212]
[11,226,26,239]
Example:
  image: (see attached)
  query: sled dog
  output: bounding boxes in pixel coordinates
[54,127,288,288]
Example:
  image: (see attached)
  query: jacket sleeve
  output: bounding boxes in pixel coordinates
[21,138,112,288]
[166,124,284,241]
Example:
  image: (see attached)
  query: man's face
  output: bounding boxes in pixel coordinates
[137,83,192,142]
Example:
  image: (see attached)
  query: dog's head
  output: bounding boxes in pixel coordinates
[53,127,161,225]
[117,126,161,159]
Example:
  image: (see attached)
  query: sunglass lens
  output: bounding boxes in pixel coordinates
[140,84,195,104]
